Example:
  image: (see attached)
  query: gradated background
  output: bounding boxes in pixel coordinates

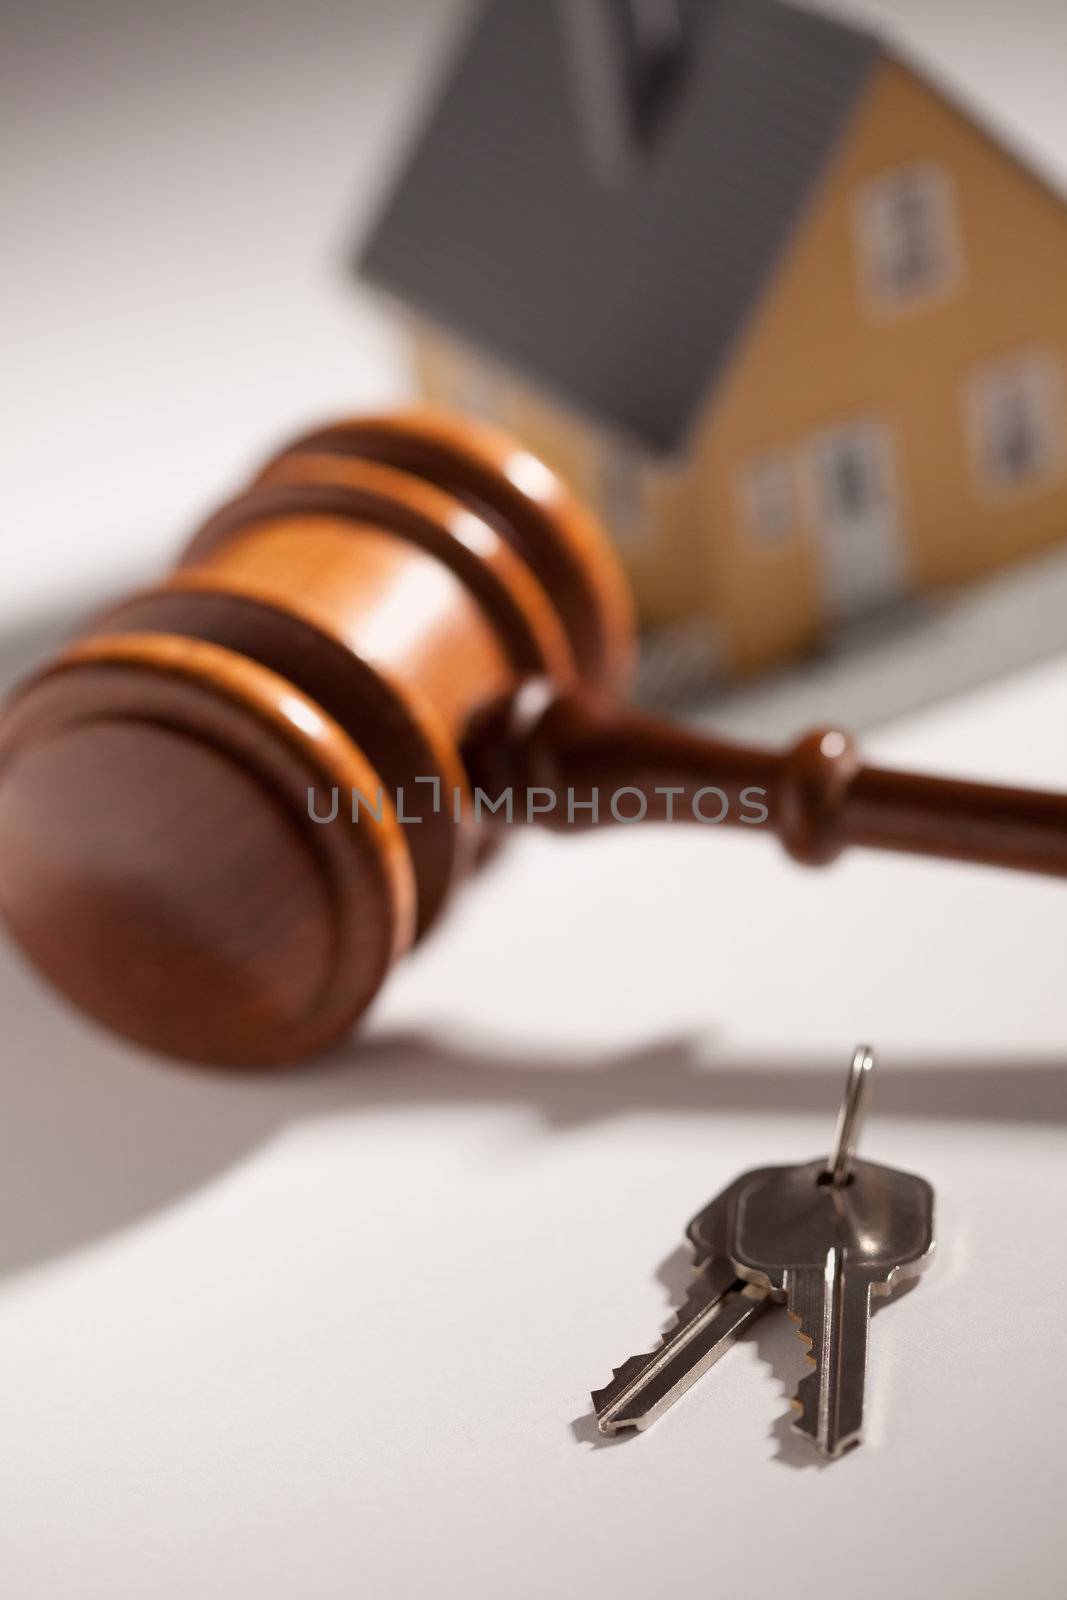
[3,5,1066,1598]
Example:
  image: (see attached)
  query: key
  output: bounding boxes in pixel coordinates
[591,1046,936,1457]
[728,1051,935,1458]
[591,1176,771,1435]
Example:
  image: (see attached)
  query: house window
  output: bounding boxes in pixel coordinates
[599,444,647,547]
[966,352,1065,493]
[739,453,798,545]
[825,435,877,518]
[855,164,960,309]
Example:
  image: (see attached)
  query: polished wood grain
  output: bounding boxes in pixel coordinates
[0,406,1064,1068]
[262,409,636,694]
[88,576,476,938]
[479,696,1067,876]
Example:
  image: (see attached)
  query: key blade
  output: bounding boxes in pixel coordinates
[730,1158,936,1460]
[592,1268,768,1436]
[592,1264,732,1429]
[787,1252,873,1459]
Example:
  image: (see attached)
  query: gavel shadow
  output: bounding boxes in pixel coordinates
[1,607,1065,1416]
[2,926,1066,1289]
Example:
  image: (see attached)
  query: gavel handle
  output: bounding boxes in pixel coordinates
[478,688,1067,879]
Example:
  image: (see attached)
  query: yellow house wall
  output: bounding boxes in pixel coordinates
[692,58,1067,672]
[408,319,702,625]
[410,320,598,497]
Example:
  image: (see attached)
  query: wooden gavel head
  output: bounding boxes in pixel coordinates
[0,411,636,1066]
[2,408,1065,1068]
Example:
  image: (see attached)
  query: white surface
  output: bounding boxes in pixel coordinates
[1,655,1066,1600]
[3,3,1067,1597]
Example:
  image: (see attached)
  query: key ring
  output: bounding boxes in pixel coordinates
[824,1044,874,1186]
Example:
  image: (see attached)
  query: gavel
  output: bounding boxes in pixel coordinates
[1,409,1065,1068]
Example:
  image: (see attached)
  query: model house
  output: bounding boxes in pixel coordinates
[359,0,1067,678]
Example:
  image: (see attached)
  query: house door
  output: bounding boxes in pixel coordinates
[810,421,906,621]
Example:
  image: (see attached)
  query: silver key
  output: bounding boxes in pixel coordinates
[592,1176,770,1435]
[728,1049,935,1458]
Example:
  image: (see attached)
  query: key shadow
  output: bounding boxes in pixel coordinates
[749,1310,827,1471]
[571,1240,925,1468]
[754,1276,923,1470]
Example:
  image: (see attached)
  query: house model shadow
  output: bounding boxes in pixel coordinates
[357,0,1067,694]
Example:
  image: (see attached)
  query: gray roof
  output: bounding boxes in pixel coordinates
[359,0,881,455]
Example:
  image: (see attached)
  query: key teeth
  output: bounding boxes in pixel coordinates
[788,1320,865,1459]
[667,1280,715,1335]
[590,1353,658,1415]
[591,1262,723,1420]
[591,1353,656,1405]
[784,1312,830,1448]
[792,1371,832,1454]
[786,1307,817,1363]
